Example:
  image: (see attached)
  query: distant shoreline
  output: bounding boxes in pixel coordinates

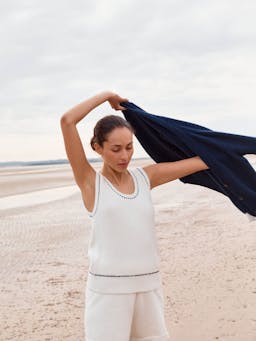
[0,154,255,168]
[0,157,150,168]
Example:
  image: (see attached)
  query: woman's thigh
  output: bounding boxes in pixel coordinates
[85,287,135,341]
[130,286,170,341]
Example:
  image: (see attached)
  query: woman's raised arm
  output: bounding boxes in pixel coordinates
[60,91,114,188]
[60,91,128,189]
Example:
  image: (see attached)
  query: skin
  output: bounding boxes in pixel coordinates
[91,127,136,201]
[60,91,210,212]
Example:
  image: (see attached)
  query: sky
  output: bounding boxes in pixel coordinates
[1,0,256,161]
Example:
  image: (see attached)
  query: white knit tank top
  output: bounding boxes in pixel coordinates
[85,166,162,294]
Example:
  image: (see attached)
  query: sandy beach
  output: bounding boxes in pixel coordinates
[0,157,256,341]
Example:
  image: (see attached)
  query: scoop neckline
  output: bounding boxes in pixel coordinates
[99,169,138,198]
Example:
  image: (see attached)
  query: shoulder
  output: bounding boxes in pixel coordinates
[137,162,168,189]
[132,166,152,189]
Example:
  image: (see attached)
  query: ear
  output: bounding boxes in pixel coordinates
[93,142,103,155]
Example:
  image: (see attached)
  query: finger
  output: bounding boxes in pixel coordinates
[117,96,128,101]
[118,105,127,110]
[118,100,128,107]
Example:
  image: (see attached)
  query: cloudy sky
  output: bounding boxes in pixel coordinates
[1,0,256,161]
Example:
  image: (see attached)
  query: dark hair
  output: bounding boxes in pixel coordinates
[90,115,135,151]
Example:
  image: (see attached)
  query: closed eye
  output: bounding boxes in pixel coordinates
[111,144,133,152]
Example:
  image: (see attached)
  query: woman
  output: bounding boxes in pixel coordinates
[60,90,209,341]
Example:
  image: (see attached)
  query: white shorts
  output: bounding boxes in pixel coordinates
[85,285,170,341]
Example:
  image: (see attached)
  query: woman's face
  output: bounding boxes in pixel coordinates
[95,127,134,171]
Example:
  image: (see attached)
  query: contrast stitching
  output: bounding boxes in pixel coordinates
[89,270,159,277]
[89,172,100,217]
[137,167,150,187]
[103,171,139,199]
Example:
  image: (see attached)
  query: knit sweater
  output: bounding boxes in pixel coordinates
[84,166,162,294]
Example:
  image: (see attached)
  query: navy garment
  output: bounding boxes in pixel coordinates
[120,101,256,219]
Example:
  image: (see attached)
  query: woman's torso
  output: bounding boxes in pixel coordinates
[82,166,162,294]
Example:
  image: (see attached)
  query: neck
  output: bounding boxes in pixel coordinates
[101,164,129,184]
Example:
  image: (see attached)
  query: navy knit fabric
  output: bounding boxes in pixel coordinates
[121,101,256,219]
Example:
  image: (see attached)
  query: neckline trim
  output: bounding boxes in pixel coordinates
[99,169,139,198]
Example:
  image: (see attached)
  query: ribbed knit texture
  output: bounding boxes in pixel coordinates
[85,166,162,293]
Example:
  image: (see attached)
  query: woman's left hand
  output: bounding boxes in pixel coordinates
[108,93,129,110]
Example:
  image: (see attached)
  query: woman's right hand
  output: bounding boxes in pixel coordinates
[108,93,129,111]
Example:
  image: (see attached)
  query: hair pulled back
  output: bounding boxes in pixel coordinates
[90,115,135,151]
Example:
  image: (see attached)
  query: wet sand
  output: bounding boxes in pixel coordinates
[0,157,256,341]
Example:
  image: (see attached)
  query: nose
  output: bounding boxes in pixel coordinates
[120,149,129,161]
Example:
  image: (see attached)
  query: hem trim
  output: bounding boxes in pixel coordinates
[88,270,159,278]
[130,333,170,341]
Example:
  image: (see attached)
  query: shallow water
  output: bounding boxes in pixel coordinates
[0,185,79,210]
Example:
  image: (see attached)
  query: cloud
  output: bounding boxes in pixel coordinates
[0,0,255,161]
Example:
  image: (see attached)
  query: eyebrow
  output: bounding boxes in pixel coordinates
[111,142,133,147]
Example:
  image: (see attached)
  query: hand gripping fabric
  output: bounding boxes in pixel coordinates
[121,101,256,221]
